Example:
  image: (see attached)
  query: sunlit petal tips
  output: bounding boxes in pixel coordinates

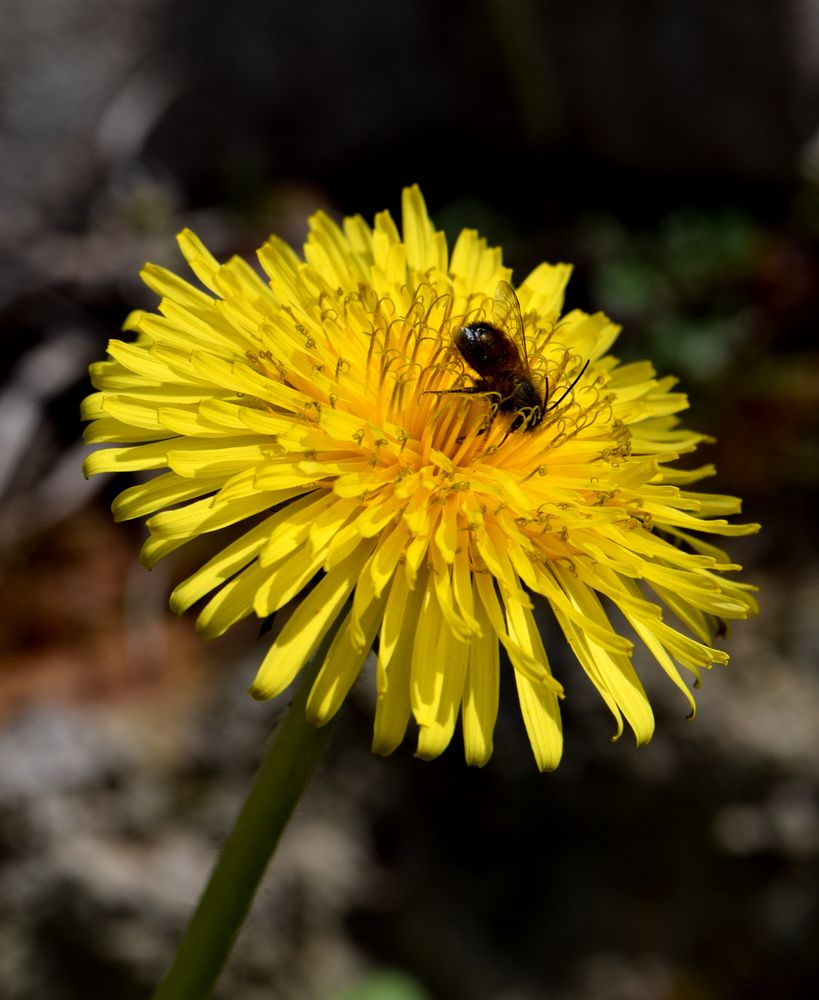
[83,185,759,770]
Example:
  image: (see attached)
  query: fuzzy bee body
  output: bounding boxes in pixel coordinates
[454,320,544,431]
[441,282,587,434]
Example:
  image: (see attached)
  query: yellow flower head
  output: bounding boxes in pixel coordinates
[82,186,759,770]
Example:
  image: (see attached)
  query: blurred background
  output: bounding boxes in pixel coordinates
[2,1,819,998]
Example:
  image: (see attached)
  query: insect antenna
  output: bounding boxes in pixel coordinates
[545,358,589,412]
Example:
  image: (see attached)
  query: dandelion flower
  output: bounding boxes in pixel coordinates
[82,186,759,770]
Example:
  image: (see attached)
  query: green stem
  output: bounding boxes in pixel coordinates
[152,640,337,1000]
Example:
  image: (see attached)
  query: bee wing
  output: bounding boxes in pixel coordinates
[493,280,529,366]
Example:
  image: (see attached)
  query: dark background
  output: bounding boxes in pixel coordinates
[1,2,819,998]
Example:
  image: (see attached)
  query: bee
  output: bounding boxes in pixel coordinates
[430,280,588,433]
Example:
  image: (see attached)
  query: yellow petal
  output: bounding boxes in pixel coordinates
[461,583,499,767]
[369,519,410,598]
[112,472,224,522]
[176,228,222,291]
[195,561,270,638]
[171,503,312,615]
[250,542,374,700]
[411,585,468,761]
[306,588,388,724]
[474,573,561,690]
[503,597,563,771]
[550,567,655,745]
[401,185,446,274]
[372,570,426,756]
[516,261,572,321]
[252,546,326,618]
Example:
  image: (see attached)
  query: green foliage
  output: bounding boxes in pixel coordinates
[333,970,432,1000]
[584,208,763,384]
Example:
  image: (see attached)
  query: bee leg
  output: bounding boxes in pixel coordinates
[422,385,503,439]
[420,386,493,397]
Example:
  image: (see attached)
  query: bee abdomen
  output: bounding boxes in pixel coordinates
[456,323,523,373]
